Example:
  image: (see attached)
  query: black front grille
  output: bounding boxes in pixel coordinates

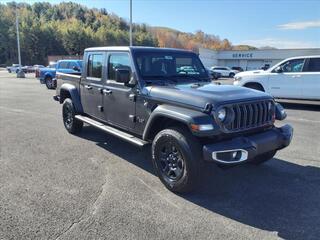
[223,100,274,132]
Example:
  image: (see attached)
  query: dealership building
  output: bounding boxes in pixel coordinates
[199,48,320,71]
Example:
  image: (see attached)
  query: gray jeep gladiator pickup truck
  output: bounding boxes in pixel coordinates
[54,46,293,193]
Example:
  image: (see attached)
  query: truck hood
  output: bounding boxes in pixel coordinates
[148,82,272,110]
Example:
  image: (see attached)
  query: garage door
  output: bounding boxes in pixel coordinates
[224,60,240,68]
[246,60,265,70]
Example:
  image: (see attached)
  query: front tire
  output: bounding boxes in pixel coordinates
[229,72,235,78]
[250,150,276,165]
[152,127,201,193]
[62,98,83,134]
[45,76,54,89]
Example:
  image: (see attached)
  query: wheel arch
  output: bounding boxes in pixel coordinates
[59,83,83,113]
[244,81,265,91]
[142,104,213,141]
[44,72,53,79]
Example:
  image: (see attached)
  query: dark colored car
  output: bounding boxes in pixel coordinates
[232,66,244,72]
[54,47,293,193]
[261,64,271,70]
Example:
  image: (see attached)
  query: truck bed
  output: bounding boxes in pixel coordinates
[56,72,81,95]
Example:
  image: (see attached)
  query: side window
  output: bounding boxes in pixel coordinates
[281,59,305,72]
[108,53,131,80]
[305,58,320,72]
[87,54,103,79]
[58,61,68,69]
[68,61,77,70]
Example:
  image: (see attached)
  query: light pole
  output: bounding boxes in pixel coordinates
[129,0,132,46]
[16,7,25,78]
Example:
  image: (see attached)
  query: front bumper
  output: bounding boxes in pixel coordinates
[203,124,293,165]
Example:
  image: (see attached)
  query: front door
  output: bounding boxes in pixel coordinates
[268,58,305,99]
[80,52,105,120]
[103,52,136,130]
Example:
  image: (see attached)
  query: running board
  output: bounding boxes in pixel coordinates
[75,115,149,147]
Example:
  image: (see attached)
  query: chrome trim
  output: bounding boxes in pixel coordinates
[212,149,248,164]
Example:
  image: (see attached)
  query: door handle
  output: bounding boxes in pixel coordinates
[102,89,112,95]
[84,85,92,90]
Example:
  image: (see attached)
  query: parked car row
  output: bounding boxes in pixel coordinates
[6,64,45,73]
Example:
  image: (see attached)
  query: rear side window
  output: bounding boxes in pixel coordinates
[87,54,103,79]
[58,61,68,69]
[108,53,131,80]
[305,58,320,72]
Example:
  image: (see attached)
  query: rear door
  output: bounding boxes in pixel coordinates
[103,52,136,130]
[80,52,105,120]
[301,58,320,100]
[268,58,305,99]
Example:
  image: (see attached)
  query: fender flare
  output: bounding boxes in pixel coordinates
[243,81,265,91]
[44,72,54,79]
[59,83,83,113]
[142,104,214,140]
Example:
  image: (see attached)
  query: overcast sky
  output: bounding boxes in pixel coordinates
[2,0,320,48]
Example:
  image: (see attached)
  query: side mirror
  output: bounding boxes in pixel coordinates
[73,66,80,72]
[274,66,283,73]
[115,68,131,84]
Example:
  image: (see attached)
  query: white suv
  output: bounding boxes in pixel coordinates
[211,66,239,78]
[234,56,320,100]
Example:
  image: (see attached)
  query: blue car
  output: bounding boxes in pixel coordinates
[39,60,82,89]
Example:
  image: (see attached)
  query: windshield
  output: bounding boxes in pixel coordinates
[134,51,209,83]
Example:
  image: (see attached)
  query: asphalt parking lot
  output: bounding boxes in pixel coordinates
[0,71,319,240]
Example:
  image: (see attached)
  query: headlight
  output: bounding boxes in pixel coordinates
[234,76,242,81]
[217,108,227,122]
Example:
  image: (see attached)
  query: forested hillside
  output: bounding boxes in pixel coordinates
[0,2,246,65]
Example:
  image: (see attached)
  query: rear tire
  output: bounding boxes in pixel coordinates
[45,76,54,89]
[229,72,235,78]
[62,98,83,134]
[152,127,202,193]
[250,150,276,165]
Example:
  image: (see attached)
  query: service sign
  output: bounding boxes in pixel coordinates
[232,53,253,58]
